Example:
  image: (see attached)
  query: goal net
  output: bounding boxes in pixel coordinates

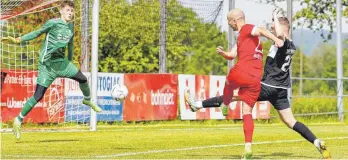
[0,0,92,130]
[0,0,227,131]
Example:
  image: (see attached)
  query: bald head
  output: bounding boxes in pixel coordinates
[227,8,245,21]
[227,8,246,31]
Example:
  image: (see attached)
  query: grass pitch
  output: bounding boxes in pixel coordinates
[1,122,348,159]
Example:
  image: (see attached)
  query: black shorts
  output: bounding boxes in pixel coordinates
[257,83,290,110]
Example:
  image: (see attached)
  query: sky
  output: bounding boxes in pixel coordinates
[220,0,348,33]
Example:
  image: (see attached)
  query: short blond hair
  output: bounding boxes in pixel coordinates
[60,0,74,8]
[277,17,290,30]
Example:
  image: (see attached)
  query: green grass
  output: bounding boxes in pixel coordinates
[1,122,348,159]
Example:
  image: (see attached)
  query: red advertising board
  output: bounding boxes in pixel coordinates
[123,74,178,121]
[1,70,65,123]
[194,75,211,119]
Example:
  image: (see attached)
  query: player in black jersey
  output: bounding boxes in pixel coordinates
[184,9,331,159]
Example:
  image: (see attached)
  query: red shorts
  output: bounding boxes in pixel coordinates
[223,68,261,107]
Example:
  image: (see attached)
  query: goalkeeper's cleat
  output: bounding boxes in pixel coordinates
[13,117,22,140]
[82,99,102,112]
[221,103,229,116]
[184,89,200,112]
[241,146,253,160]
[315,140,331,159]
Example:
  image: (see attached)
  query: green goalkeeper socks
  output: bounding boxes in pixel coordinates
[79,82,91,100]
[17,97,38,122]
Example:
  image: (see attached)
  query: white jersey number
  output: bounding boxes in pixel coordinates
[281,55,292,72]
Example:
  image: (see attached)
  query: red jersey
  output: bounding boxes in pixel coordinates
[234,24,263,79]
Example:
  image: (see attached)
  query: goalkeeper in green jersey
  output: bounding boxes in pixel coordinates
[1,0,102,140]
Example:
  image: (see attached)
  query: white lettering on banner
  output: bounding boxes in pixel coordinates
[67,109,121,116]
[33,75,37,85]
[6,97,25,108]
[151,90,174,106]
[97,76,119,91]
[98,99,121,105]
[6,97,45,108]
[98,110,120,115]
[4,74,37,85]
[66,79,80,92]
[66,98,121,106]
[4,75,18,84]
[130,93,136,103]
[143,92,147,104]
[67,110,90,116]
[65,73,124,96]
[47,87,65,120]
[132,92,147,104]
[23,76,33,85]
[66,98,82,105]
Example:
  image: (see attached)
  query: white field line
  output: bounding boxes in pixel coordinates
[95,136,348,158]
[3,136,348,159]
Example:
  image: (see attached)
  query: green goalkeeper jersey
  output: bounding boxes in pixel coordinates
[21,18,74,63]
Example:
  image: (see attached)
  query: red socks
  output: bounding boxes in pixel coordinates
[243,114,254,143]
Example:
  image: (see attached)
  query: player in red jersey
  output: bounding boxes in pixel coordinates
[185,9,331,159]
[185,8,283,159]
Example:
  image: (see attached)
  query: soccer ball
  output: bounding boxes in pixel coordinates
[111,84,128,101]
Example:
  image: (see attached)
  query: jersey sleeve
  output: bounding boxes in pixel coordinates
[67,23,74,61]
[21,19,56,42]
[240,24,256,37]
[280,38,296,55]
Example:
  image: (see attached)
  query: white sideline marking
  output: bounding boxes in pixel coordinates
[95,136,348,158]
[0,127,244,134]
[3,136,348,159]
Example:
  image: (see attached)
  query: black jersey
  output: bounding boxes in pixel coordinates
[261,38,296,89]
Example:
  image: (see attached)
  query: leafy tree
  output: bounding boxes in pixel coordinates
[98,0,227,74]
[256,0,348,40]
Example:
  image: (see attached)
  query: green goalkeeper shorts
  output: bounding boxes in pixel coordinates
[37,59,78,87]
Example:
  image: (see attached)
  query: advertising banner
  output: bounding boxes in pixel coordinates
[64,72,124,122]
[1,70,65,123]
[123,74,178,121]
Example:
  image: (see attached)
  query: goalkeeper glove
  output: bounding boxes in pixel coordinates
[1,36,21,44]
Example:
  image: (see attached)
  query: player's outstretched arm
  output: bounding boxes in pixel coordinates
[216,44,237,60]
[252,27,284,48]
[273,8,285,40]
[20,19,55,43]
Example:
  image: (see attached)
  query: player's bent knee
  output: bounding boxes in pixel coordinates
[72,71,88,84]
[79,75,88,84]
[242,103,253,115]
[278,109,297,128]
[283,119,296,128]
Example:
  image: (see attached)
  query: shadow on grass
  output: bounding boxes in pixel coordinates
[255,152,316,159]
[39,139,80,143]
[187,152,316,159]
